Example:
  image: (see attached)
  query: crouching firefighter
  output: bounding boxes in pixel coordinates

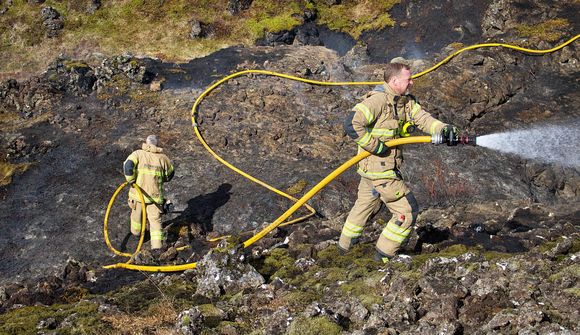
[339,60,459,262]
[124,134,174,250]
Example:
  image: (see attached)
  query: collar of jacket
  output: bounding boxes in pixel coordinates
[142,143,163,153]
[381,83,409,106]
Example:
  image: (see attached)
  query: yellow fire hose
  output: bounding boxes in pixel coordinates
[103,182,146,259]
[103,34,579,272]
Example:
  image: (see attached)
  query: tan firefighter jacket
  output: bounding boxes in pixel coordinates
[344,83,446,180]
[123,143,174,204]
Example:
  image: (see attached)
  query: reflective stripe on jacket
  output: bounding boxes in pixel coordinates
[123,143,174,204]
[344,83,446,180]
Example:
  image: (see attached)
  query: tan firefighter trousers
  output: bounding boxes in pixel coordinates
[339,177,419,258]
[129,199,164,249]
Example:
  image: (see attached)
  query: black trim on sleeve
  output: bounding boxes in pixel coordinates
[344,111,358,140]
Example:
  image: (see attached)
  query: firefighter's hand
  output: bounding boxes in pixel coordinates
[375,142,390,157]
[441,124,459,137]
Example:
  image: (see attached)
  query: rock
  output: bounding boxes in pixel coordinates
[194,241,264,299]
[260,30,296,46]
[264,307,291,334]
[60,259,90,285]
[227,0,252,15]
[40,7,63,38]
[294,24,322,47]
[87,0,101,14]
[189,19,204,39]
[175,307,204,335]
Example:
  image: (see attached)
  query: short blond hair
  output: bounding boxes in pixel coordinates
[383,62,410,83]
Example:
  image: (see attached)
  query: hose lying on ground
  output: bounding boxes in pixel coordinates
[103,34,579,271]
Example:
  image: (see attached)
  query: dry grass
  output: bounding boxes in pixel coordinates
[419,157,476,204]
[0,161,32,186]
[0,0,402,79]
[102,298,179,335]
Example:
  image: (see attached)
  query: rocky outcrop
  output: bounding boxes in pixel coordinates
[40,6,63,38]
[0,0,578,333]
[193,241,265,299]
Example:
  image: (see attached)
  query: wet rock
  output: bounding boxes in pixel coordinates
[40,7,64,38]
[194,241,264,299]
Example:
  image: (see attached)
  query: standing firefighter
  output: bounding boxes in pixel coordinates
[124,135,174,250]
[339,60,458,262]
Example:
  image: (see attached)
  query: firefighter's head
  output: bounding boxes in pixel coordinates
[146,134,158,146]
[384,61,413,95]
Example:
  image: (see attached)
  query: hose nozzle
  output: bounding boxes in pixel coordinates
[432,131,477,146]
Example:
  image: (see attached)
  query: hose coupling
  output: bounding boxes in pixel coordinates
[431,133,444,144]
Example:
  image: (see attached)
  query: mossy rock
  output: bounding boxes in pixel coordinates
[0,301,111,335]
[286,179,308,195]
[64,60,90,71]
[281,290,322,312]
[515,18,571,43]
[197,303,225,328]
[288,315,342,335]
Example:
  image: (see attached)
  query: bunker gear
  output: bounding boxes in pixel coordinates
[340,83,446,259]
[124,143,174,249]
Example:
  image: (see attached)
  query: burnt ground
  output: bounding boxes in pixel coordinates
[0,0,579,333]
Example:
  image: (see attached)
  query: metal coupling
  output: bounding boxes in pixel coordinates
[431,133,444,144]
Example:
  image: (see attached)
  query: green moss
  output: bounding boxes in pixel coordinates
[449,42,466,50]
[411,244,470,268]
[483,250,514,262]
[288,316,342,335]
[316,244,375,268]
[64,60,89,71]
[286,179,308,195]
[563,287,580,297]
[340,275,383,309]
[247,15,301,39]
[316,0,400,38]
[281,290,322,312]
[515,18,570,42]
[107,281,161,313]
[548,264,580,282]
[197,304,224,327]
[0,301,111,335]
[257,248,300,280]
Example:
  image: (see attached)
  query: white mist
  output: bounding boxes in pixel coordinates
[476,122,580,167]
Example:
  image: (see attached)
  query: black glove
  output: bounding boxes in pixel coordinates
[441,124,459,137]
[162,200,174,214]
[374,141,390,156]
[441,124,460,145]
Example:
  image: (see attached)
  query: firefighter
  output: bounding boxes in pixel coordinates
[124,134,174,250]
[339,59,458,262]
